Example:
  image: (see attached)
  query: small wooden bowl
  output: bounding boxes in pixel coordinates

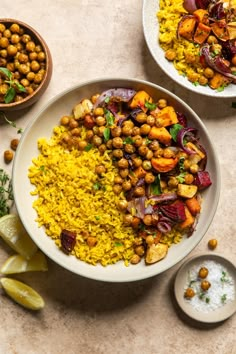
[0,18,52,111]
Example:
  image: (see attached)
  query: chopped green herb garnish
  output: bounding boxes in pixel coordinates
[93,182,101,190]
[169,123,183,142]
[176,171,187,183]
[84,143,93,151]
[192,81,199,86]
[145,101,157,111]
[104,109,115,126]
[145,137,152,145]
[150,174,162,195]
[104,97,110,103]
[114,242,123,247]
[103,127,110,142]
[95,216,100,220]
[217,85,225,92]
[221,294,227,303]
[123,137,134,144]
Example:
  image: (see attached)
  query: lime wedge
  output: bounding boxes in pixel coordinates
[0,277,45,310]
[0,214,38,259]
[0,250,48,275]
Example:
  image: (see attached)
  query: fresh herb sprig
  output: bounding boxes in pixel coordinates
[0,169,14,217]
[0,111,23,134]
[0,67,26,104]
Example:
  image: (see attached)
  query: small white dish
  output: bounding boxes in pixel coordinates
[142,0,236,98]
[174,254,236,323]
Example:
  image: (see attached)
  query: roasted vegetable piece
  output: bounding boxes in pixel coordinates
[148,126,172,145]
[151,157,178,173]
[193,9,209,24]
[178,206,195,230]
[193,23,211,44]
[177,184,198,198]
[145,243,168,264]
[177,15,197,41]
[160,201,186,222]
[60,229,76,253]
[194,170,212,190]
[211,20,229,42]
[185,196,201,216]
[129,90,152,112]
[156,106,179,127]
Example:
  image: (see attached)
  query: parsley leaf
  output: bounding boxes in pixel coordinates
[123,137,134,144]
[150,174,162,195]
[169,123,183,142]
[104,109,115,126]
[145,101,157,111]
[103,127,110,142]
[84,143,93,151]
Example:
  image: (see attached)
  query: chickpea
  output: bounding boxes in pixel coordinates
[86,130,94,141]
[198,267,209,279]
[113,184,122,195]
[142,160,152,170]
[26,71,35,81]
[185,52,196,64]
[131,217,141,229]
[204,67,214,79]
[111,126,122,137]
[122,180,132,191]
[149,140,160,151]
[146,115,156,126]
[123,120,134,129]
[117,158,129,169]
[135,112,147,124]
[112,149,123,159]
[77,140,87,151]
[183,159,191,170]
[140,124,151,136]
[114,176,124,185]
[146,235,155,246]
[157,98,167,109]
[30,60,40,72]
[144,172,155,184]
[201,280,211,291]
[92,135,102,147]
[122,125,133,136]
[11,33,20,44]
[130,254,141,264]
[165,49,176,61]
[138,145,148,157]
[135,245,145,256]
[207,35,218,45]
[184,287,195,298]
[199,75,208,86]
[106,139,113,149]
[29,52,38,61]
[187,72,199,83]
[25,40,36,52]
[211,43,222,54]
[134,186,145,197]
[37,51,46,62]
[133,135,143,147]
[96,126,105,137]
[69,119,79,129]
[208,239,218,250]
[71,127,81,136]
[163,148,175,158]
[145,150,153,160]
[98,144,106,155]
[18,63,30,75]
[0,49,7,58]
[35,44,42,52]
[0,84,8,95]
[95,116,106,126]
[132,157,142,168]
[0,57,7,66]
[189,164,199,174]
[168,176,178,188]
[117,199,128,211]
[123,214,133,225]
[112,137,123,149]
[143,214,153,226]
[184,173,194,184]
[124,144,135,154]
[95,165,106,175]
[119,168,129,179]
[0,37,9,48]
[154,147,164,157]
[87,236,97,247]
[132,126,140,136]
[4,150,14,163]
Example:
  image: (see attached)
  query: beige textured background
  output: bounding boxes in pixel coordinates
[0,1,236,353]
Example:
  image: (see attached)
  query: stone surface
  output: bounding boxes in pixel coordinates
[0,1,236,353]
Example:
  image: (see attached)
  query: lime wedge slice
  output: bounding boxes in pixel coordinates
[0,214,38,259]
[0,250,48,275]
[0,277,45,310]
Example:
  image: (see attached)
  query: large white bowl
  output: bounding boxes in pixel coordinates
[143,0,236,98]
[12,78,220,282]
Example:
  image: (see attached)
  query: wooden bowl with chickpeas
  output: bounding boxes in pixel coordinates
[0,18,52,111]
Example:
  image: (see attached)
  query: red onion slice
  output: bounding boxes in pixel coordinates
[177,127,198,154]
[93,88,136,108]
[183,0,198,13]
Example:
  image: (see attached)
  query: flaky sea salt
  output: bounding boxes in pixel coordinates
[184,260,235,313]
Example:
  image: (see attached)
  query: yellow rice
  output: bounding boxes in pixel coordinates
[157,0,204,78]
[28,125,183,267]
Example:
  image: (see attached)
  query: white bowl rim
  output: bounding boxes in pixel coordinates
[12,77,221,282]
